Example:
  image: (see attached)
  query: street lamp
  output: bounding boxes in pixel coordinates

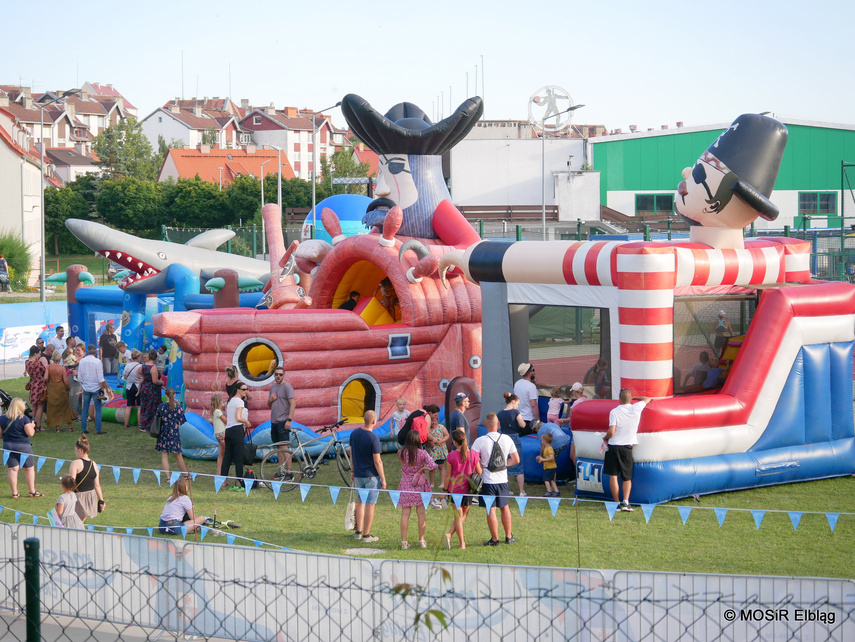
[259,158,272,254]
[39,88,80,302]
[540,104,584,238]
[311,101,342,233]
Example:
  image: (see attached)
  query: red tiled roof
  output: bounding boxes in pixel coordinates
[351,146,379,177]
[67,96,107,115]
[0,117,40,164]
[158,106,222,130]
[240,108,335,133]
[85,83,137,109]
[162,147,296,186]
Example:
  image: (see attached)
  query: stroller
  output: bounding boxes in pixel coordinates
[0,388,33,418]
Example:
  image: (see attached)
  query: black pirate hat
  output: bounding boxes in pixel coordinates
[341,93,483,156]
[705,113,788,220]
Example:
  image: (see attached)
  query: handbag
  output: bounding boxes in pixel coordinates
[243,440,258,463]
[38,390,47,403]
[149,413,161,438]
[345,489,357,531]
[25,381,31,391]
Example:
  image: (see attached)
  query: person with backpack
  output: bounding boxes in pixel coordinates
[471,412,520,546]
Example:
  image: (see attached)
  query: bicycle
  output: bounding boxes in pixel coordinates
[259,419,352,491]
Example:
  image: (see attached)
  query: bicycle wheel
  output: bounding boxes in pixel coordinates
[259,449,301,491]
[335,444,353,486]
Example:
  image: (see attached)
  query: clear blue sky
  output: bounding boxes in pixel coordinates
[4,0,852,131]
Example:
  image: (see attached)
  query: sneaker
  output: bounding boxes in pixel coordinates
[543,492,554,498]
[483,539,499,547]
[620,501,634,512]
[417,540,427,548]
[353,531,363,540]
[429,498,443,510]
[518,491,527,497]
[361,534,379,543]
[505,535,517,544]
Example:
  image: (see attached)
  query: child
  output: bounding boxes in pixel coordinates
[158,478,207,535]
[211,394,226,478]
[375,277,399,319]
[536,432,559,497]
[547,386,568,425]
[55,475,85,529]
[390,398,409,437]
[425,413,449,509]
[444,430,482,549]
[397,430,437,549]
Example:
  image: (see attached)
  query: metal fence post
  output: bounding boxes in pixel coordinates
[310,224,316,240]
[667,218,673,241]
[784,225,790,238]
[577,219,582,241]
[252,224,258,257]
[516,225,522,242]
[160,224,167,242]
[226,225,232,254]
[24,537,40,642]
[478,220,484,239]
[644,224,651,242]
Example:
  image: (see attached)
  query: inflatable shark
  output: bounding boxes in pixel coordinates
[65,219,269,293]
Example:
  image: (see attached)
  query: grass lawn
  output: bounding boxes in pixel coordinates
[1,374,853,578]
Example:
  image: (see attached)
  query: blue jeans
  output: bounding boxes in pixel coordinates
[354,476,381,505]
[81,390,102,434]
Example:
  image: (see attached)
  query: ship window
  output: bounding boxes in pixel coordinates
[234,338,282,386]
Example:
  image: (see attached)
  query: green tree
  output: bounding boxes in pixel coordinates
[96,177,162,231]
[227,174,261,223]
[93,117,158,181]
[154,135,185,174]
[168,176,231,228]
[0,230,33,290]
[44,186,91,254]
[320,147,370,195]
[201,127,219,146]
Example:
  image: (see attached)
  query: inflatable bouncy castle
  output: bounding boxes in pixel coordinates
[442,114,855,504]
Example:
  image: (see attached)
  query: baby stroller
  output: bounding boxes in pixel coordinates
[0,388,33,418]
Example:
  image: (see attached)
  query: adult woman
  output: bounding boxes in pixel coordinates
[712,310,734,356]
[225,365,241,400]
[444,429,482,549]
[138,350,164,433]
[397,429,437,549]
[1,398,42,498]
[24,345,48,431]
[43,351,75,432]
[221,384,251,488]
[496,392,528,497]
[155,388,189,476]
[122,350,143,429]
[68,434,105,521]
[158,478,206,535]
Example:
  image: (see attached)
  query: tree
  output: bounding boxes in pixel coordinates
[227,174,261,224]
[93,117,158,181]
[167,177,231,228]
[96,177,162,231]
[44,186,91,254]
[154,135,184,174]
[320,147,371,195]
[201,127,219,146]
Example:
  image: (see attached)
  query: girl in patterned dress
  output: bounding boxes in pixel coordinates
[25,346,47,430]
[397,429,437,549]
[155,388,189,477]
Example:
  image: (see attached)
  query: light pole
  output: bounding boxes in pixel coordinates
[311,101,342,233]
[39,88,80,302]
[540,104,584,238]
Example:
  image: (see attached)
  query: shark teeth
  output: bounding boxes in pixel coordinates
[116,252,122,259]
[138,262,143,269]
[103,251,110,258]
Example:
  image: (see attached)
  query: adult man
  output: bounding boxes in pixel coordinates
[338,291,360,311]
[48,326,66,354]
[350,410,386,543]
[513,363,539,431]
[77,345,113,435]
[603,389,651,511]
[472,412,520,546]
[447,392,471,442]
[266,367,296,479]
[98,322,119,374]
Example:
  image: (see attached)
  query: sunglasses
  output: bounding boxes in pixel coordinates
[273,372,284,377]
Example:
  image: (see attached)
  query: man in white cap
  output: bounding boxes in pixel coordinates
[513,363,540,432]
[712,310,733,355]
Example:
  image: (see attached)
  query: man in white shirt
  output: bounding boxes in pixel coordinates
[603,389,651,512]
[471,412,520,546]
[48,326,66,354]
[77,345,113,435]
[513,363,539,431]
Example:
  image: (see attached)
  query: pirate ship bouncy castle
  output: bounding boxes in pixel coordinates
[154,94,486,439]
[441,114,855,504]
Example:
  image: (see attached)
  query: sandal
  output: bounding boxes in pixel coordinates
[418,540,427,549]
[29,491,44,498]
[11,493,21,499]
[56,427,61,433]
[401,541,410,550]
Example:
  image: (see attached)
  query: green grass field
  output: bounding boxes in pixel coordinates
[1,374,853,578]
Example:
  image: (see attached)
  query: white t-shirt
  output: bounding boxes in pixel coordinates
[123,361,142,387]
[49,336,66,354]
[160,495,193,522]
[513,378,538,421]
[391,410,409,434]
[212,408,226,436]
[226,396,245,428]
[472,432,517,485]
[607,401,647,446]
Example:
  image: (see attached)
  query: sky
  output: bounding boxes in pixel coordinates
[3,0,854,132]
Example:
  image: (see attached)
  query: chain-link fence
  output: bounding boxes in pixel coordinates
[1,523,853,641]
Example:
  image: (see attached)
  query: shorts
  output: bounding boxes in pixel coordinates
[354,476,381,505]
[480,482,510,509]
[125,386,138,407]
[4,443,34,468]
[604,444,634,480]
[433,458,446,467]
[543,468,556,482]
[504,433,525,477]
[158,518,183,535]
[271,422,292,445]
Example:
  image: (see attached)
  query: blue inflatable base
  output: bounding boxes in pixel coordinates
[575,438,855,504]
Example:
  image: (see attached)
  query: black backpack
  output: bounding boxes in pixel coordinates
[486,435,507,473]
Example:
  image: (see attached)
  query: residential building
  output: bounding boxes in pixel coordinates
[80,82,138,118]
[140,97,251,151]
[43,147,98,184]
[349,142,379,177]
[157,144,296,188]
[240,106,346,180]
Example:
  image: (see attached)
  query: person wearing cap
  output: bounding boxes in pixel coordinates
[448,392,470,437]
[513,363,540,432]
[603,389,651,512]
[711,311,733,356]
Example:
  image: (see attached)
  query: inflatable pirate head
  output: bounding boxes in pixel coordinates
[675,114,787,249]
[341,94,483,238]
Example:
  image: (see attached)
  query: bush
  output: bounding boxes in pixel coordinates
[0,229,34,290]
